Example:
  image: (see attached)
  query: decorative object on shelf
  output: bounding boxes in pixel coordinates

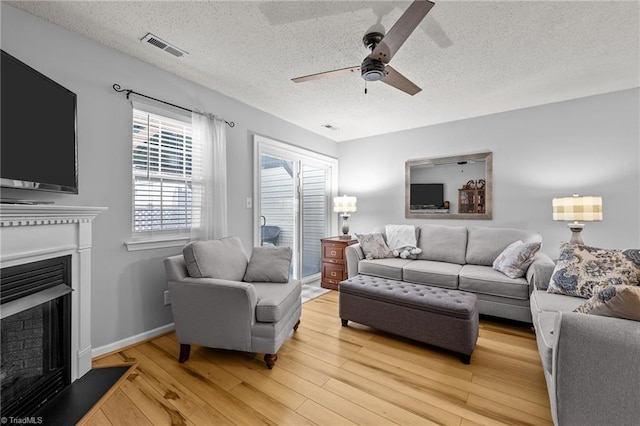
[464,180,476,189]
[458,181,486,214]
[333,195,357,238]
[552,194,603,245]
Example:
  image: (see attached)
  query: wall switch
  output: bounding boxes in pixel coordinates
[163,290,170,306]
[246,197,252,209]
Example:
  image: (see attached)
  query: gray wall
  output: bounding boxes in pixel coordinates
[1,4,337,348]
[338,88,640,257]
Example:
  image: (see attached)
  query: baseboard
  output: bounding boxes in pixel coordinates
[91,323,175,359]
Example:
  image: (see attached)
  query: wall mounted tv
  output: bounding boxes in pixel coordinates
[1,50,78,194]
[410,183,444,209]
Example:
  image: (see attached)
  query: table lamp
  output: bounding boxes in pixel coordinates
[552,194,602,245]
[333,195,357,238]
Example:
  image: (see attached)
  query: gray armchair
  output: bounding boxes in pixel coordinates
[163,237,301,369]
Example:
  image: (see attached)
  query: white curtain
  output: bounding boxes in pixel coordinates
[191,112,227,240]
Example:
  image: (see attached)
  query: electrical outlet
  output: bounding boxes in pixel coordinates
[163,290,170,306]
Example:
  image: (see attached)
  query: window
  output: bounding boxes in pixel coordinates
[131,108,200,237]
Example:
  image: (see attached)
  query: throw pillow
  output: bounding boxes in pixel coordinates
[183,236,249,281]
[574,285,640,321]
[492,240,542,279]
[355,233,394,260]
[243,246,292,283]
[547,244,640,299]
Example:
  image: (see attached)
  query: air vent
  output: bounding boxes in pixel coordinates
[321,124,339,131]
[140,33,188,57]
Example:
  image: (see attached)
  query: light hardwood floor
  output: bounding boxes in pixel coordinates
[83,291,552,426]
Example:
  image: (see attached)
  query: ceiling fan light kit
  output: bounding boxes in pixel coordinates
[292,0,435,96]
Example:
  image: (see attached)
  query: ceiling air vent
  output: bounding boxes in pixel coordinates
[140,33,188,57]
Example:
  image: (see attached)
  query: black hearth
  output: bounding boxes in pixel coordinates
[1,256,72,418]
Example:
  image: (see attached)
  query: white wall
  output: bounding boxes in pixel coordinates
[338,88,640,257]
[1,4,337,349]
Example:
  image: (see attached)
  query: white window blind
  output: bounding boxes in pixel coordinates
[132,108,201,235]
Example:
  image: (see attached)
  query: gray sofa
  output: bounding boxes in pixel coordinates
[345,224,554,323]
[530,267,640,426]
[345,225,640,425]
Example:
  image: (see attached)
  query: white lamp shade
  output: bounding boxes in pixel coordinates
[333,195,357,214]
[552,195,602,222]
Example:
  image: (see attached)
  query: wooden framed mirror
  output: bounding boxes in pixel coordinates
[405,151,493,220]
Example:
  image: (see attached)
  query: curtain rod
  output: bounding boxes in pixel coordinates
[112,84,235,128]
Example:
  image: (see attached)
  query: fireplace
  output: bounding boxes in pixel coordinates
[1,256,72,417]
[0,204,105,415]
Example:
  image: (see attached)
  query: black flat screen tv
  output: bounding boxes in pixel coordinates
[1,50,78,194]
[410,183,444,209]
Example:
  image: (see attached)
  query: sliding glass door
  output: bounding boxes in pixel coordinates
[254,135,337,282]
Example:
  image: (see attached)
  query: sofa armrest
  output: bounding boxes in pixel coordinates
[526,252,555,291]
[552,312,640,425]
[345,243,364,278]
[168,277,257,352]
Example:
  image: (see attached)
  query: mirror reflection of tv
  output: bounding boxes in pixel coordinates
[1,49,78,195]
[410,183,444,209]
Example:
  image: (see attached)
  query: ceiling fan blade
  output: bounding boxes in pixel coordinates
[370,0,434,64]
[292,66,360,83]
[381,65,422,96]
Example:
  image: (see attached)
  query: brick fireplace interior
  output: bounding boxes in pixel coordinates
[1,255,72,418]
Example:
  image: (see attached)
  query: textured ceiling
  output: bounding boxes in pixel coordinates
[8,1,639,142]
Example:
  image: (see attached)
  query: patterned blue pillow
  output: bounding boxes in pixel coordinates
[547,244,640,299]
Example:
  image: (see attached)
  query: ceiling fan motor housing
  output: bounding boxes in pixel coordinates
[361,56,386,81]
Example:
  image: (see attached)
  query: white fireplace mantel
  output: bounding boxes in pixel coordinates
[1,204,107,382]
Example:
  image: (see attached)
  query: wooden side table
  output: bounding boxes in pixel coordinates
[320,236,358,290]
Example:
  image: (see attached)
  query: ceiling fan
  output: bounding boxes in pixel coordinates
[291,0,435,96]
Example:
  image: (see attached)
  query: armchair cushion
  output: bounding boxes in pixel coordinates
[243,246,292,283]
[253,280,302,322]
[183,237,248,281]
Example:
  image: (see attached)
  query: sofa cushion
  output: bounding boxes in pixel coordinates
[359,258,413,281]
[466,226,541,266]
[243,246,292,283]
[574,285,640,321]
[417,224,467,265]
[459,265,530,300]
[402,260,461,289]
[493,240,542,279]
[252,280,301,323]
[547,244,640,299]
[534,311,558,375]
[355,233,394,260]
[183,237,248,281]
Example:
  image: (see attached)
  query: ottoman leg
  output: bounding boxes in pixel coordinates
[341,319,349,327]
[460,354,471,365]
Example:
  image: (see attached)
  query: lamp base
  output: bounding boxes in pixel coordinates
[340,215,351,238]
[567,222,585,245]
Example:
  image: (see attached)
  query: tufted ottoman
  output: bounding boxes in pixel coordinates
[339,275,479,363]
